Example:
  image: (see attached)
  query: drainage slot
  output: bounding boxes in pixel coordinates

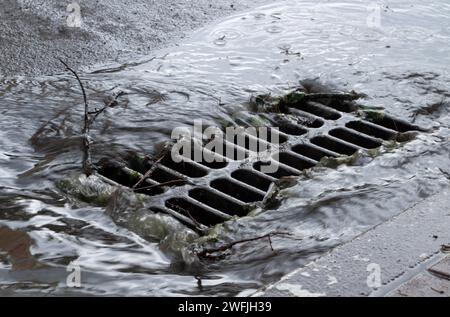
[97,160,165,195]
[311,136,358,155]
[263,128,288,144]
[253,161,299,179]
[231,169,273,192]
[323,100,357,113]
[147,167,185,184]
[97,164,137,188]
[329,128,382,149]
[278,121,308,136]
[276,152,316,171]
[189,188,248,217]
[365,114,419,132]
[230,133,270,153]
[194,151,229,169]
[346,120,396,140]
[208,140,248,161]
[289,109,325,128]
[165,198,225,226]
[296,117,324,128]
[290,102,341,120]
[210,178,265,203]
[160,155,208,178]
[181,142,229,169]
[127,157,186,186]
[291,143,337,161]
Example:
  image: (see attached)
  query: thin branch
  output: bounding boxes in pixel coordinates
[133,179,186,191]
[132,141,173,189]
[268,235,274,251]
[166,202,202,230]
[59,58,93,175]
[196,231,292,259]
[88,91,125,125]
[300,92,363,102]
[58,59,89,134]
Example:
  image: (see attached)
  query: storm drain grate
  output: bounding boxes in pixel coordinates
[95,97,424,230]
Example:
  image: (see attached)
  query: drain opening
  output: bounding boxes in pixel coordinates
[231,169,274,192]
[230,133,270,153]
[346,120,397,140]
[311,135,359,155]
[253,161,299,178]
[127,157,186,186]
[287,109,325,128]
[275,152,316,171]
[160,155,208,178]
[329,128,382,149]
[150,167,183,183]
[206,139,248,161]
[165,198,226,226]
[365,114,419,132]
[277,121,308,136]
[291,143,337,161]
[322,100,357,113]
[198,150,229,169]
[290,102,341,120]
[210,178,265,203]
[96,160,165,195]
[188,188,248,217]
[262,127,288,144]
[179,142,229,169]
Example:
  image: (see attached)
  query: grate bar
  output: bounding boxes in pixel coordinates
[210,177,266,203]
[291,142,339,161]
[345,120,397,140]
[329,127,382,149]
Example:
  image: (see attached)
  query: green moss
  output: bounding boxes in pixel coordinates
[282,91,305,105]
[384,139,399,150]
[56,174,117,206]
[248,115,270,128]
[367,147,381,157]
[362,109,386,121]
[396,131,418,143]
[127,168,142,180]
[317,152,362,168]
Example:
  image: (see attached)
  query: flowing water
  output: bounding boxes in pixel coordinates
[1,0,449,296]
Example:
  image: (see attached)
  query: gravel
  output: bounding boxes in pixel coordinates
[0,0,268,77]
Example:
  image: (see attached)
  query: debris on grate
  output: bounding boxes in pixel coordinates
[94,88,425,230]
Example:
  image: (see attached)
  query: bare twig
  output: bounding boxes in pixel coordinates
[196,231,292,259]
[88,91,125,125]
[132,141,173,189]
[296,92,362,102]
[58,59,89,133]
[133,179,187,191]
[59,58,93,175]
[268,235,274,251]
[166,202,202,230]
[58,59,125,176]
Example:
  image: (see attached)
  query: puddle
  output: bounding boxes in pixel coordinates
[0,0,450,296]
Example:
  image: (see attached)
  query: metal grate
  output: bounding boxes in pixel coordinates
[95,98,424,230]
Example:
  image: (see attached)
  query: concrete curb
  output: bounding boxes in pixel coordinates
[255,186,450,297]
